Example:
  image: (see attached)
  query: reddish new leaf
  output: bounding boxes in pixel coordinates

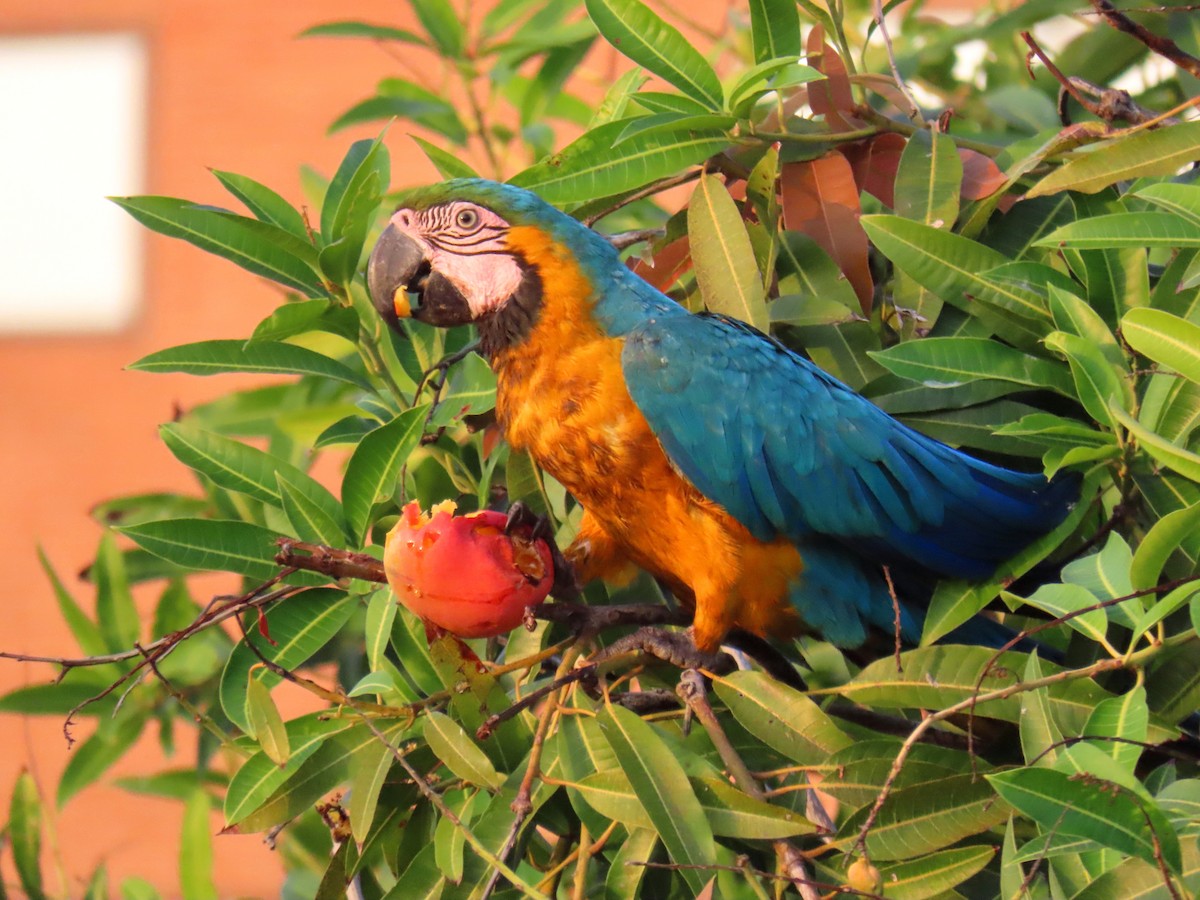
[782,154,874,312]
[959,149,1006,200]
[632,236,693,291]
[806,26,857,132]
[844,133,906,209]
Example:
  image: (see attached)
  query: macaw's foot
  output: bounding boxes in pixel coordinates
[594,626,736,675]
[504,501,581,601]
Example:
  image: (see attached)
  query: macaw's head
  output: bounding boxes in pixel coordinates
[367,179,616,354]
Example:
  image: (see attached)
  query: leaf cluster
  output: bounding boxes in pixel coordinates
[5,0,1200,897]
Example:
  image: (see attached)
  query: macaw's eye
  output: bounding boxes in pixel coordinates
[455,208,479,230]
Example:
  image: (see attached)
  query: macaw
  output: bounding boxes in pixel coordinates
[366,179,1078,654]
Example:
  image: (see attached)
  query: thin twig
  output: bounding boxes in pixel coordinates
[870,0,921,120]
[1089,0,1200,79]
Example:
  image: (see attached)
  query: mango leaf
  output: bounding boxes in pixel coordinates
[861,215,1049,345]
[748,0,801,62]
[573,770,815,838]
[1134,182,1200,227]
[211,169,308,237]
[411,0,465,57]
[1111,403,1200,484]
[1123,307,1200,386]
[276,470,351,547]
[605,829,658,899]
[1019,653,1065,766]
[10,771,45,900]
[687,174,767,331]
[58,709,148,807]
[596,703,716,895]
[782,155,873,311]
[1040,212,1200,249]
[875,846,997,900]
[111,197,324,296]
[180,791,217,900]
[1044,330,1129,429]
[775,231,862,312]
[342,405,429,543]
[298,20,424,43]
[422,711,504,791]
[161,423,295,507]
[1084,686,1148,774]
[894,129,961,229]
[319,135,389,285]
[835,773,1010,860]
[219,589,356,732]
[713,670,851,765]
[584,0,722,109]
[1070,838,1200,899]
[129,339,371,390]
[510,119,730,203]
[410,135,479,180]
[1026,121,1200,197]
[1131,500,1200,590]
[987,767,1182,874]
[245,673,290,767]
[332,79,468,144]
[348,741,394,845]
[93,532,139,653]
[870,337,1067,392]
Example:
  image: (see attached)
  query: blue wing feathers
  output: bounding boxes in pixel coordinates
[622,310,1078,644]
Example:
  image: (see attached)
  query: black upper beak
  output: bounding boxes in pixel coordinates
[367,224,425,330]
[367,223,476,330]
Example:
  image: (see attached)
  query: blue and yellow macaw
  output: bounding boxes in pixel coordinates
[366,179,1078,653]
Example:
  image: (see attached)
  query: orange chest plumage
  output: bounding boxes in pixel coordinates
[487,227,804,650]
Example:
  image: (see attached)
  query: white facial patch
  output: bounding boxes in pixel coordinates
[386,202,523,319]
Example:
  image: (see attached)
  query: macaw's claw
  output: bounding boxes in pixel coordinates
[594,627,736,675]
[504,501,581,601]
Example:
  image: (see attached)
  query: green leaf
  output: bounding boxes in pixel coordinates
[93,532,139,652]
[1070,837,1200,900]
[509,119,730,203]
[364,588,398,673]
[875,846,997,900]
[38,547,106,657]
[342,405,429,543]
[410,0,465,57]
[1027,121,1200,197]
[1044,330,1129,429]
[687,174,767,331]
[129,339,371,390]
[894,129,961,228]
[987,767,1182,874]
[1084,686,1148,773]
[219,590,356,732]
[161,423,295,507]
[713,670,851,765]
[1134,182,1200,227]
[222,716,351,825]
[348,740,394,844]
[210,169,308,237]
[277,470,351,547]
[410,135,479,180]
[596,703,716,894]
[584,0,722,108]
[320,135,389,285]
[836,773,1010,860]
[1131,500,1200,590]
[1123,307,1200,386]
[299,20,424,43]
[1040,212,1200,249]
[422,711,504,790]
[245,673,291,766]
[180,791,218,900]
[332,81,468,144]
[1019,653,1064,766]
[870,337,1067,392]
[117,518,295,582]
[1111,403,1200,484]
[1046,284,1124,368]
[429,352,496,426]
[110,196,324,295]
[748,0,800,62]
[861,215,1049,345]
[573,771,815,838]
[9,772,45,900]
[58,710,148,807]
[605,828,658,898]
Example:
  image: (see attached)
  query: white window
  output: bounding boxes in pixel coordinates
[0,33,147,332]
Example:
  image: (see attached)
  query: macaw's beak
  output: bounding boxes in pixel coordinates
[367,224,475,330]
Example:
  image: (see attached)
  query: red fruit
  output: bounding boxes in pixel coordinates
[383,501,554,638]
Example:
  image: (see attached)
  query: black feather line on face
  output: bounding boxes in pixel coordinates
[477,262,542,357]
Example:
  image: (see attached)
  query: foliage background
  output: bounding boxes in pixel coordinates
[4,0,1200,896]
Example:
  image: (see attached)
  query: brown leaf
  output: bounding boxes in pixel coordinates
[843,133,906,209]
[632,236,693,291]
[958,149,1007,200]
[806,26,858,132]
[781,153,874,313]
